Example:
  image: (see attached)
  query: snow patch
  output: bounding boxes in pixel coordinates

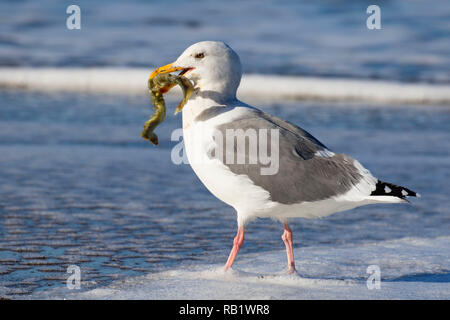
[29,236,450,300]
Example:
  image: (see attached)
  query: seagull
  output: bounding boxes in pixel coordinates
[150,41,419,273]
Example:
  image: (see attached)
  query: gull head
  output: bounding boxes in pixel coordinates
[151,41,242,101]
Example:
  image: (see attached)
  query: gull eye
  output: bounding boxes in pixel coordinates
[194,52,205,59]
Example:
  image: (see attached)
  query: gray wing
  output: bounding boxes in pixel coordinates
[214,109,363,204]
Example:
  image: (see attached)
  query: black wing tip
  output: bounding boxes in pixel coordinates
[371,180,419,199]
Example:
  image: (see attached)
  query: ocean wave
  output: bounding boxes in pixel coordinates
[1,68,449,105]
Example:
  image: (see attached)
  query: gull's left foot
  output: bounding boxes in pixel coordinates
[287,266,298,275]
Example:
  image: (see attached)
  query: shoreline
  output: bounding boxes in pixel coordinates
[1,68,449,106]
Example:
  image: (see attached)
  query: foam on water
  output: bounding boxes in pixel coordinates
[1,68,450,105]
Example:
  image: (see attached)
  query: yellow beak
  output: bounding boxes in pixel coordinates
[149,62,183,79]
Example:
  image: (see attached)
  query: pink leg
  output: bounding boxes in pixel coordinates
[225,226,245,270]
[281,223,296,273]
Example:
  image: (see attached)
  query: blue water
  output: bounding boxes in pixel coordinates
[0,89,449,297]
[0,0,449,82]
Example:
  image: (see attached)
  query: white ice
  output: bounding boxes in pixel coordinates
[29,235,450,300]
